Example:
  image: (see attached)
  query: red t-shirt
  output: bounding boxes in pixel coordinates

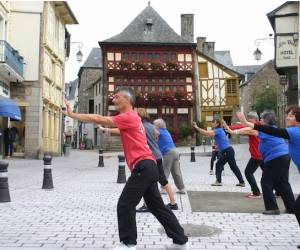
[112,110,155,171]
[229,124,262,160]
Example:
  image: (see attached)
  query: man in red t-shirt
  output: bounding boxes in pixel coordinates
[225,111,264,198]
[63,87,188,250]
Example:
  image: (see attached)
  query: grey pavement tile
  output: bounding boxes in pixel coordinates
[0,145,299,249]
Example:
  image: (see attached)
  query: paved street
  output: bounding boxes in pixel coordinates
[0,143,299,250]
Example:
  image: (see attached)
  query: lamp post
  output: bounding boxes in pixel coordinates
[253,34,274,62]
[70,41,84,62]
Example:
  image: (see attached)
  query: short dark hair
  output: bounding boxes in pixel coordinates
[286,106,300,122]
[211,119,221,128]
[115,86,135,106]
[261,110,277,126]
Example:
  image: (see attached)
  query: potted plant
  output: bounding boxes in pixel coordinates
[166,61,178,70]
[119,60,131,69]
[134,60,146,70]
[150,61,163,70]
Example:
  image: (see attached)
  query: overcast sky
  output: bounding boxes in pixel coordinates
[65,0,286,82]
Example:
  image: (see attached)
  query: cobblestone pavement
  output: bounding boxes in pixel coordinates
[0,144,299,250]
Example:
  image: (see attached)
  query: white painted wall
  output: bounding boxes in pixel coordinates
[9,2,43,81]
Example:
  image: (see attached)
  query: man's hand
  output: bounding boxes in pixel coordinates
[192,121,198,129]
[63,98,72,117]
[98,125,106,133]
[236,112,247,125]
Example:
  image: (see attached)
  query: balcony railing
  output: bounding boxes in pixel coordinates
[107,60,193,73]
[0,40,24,77]
[108,91,194,106]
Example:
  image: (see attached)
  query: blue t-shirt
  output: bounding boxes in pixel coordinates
[157,128,176,155]
[286,126,300,173]
[214,128,230,152]
[258,131,289,163]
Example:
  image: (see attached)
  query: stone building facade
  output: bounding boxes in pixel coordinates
[238,60,284,126]
[77,48,103,149]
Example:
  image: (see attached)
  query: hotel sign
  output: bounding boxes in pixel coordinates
[276,35,297,68]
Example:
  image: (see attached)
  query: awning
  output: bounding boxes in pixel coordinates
[0,95,21,121]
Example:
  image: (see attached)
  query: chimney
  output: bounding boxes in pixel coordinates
[196,37,206,52]
[181,14,194,42]
[203,42,215,58]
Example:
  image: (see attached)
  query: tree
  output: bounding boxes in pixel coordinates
[252,86,277,116]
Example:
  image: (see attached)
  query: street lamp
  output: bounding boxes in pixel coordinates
[71,41,83,62]
[253,34,274,61]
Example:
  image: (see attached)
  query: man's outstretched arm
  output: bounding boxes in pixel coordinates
[63,99,115,127]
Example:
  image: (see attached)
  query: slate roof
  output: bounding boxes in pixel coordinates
[213,51,234,69]
[233,65,262,75]
[65,78,78,100]
[100,5,192,45]
[82,48,102,68]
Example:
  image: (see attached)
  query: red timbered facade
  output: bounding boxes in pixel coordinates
[99,5,196,138]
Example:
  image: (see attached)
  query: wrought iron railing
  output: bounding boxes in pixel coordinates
[0,40,24,77]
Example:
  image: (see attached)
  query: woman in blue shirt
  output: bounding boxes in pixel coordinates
[237,107,300,248]
[236,110,295,215]
[193,119,245,187]
[153,119,186,194]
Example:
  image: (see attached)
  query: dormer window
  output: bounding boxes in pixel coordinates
[146,18,153,32]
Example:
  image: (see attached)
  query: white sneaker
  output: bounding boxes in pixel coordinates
[176,189,186,194]
[165,242,189,250]
[111,242,136,250]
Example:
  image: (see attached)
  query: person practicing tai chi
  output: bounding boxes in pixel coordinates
[192,119,245,187]
[223,111,264,198]
[235,110,295,215]
[153,118,186,195]
[98,107,179,212]
[237,107,300,249]
[210,138,221,175]
[63,87,188,250]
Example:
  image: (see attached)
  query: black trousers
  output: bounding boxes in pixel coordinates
[117,159,188,245]
[210,150,221,171]
[216,147,244,183]
[261,155,295,211]
[245,158,264,195]
[295,195,300,226]
[157,158,168,187]
[5,142,13,156]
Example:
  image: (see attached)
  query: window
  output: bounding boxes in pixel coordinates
[171,53,176,61]
[178,54,184,62]
[185,54,192,62]
[122,52,129,60]
[107,52,114,61]
[115,53,121,61]
[155,53,160,60]
[131,52,137,61]
[89,99,94,114]
[163,53,169,62]
[199,62,208,78]
[226,79,237,94]
[139,52,145,60]
[147,53,153,60]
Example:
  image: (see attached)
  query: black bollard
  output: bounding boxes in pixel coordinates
[0,161,11,202]
[117,155,126,183]
[190,146,196,162]
[98,149,104,167]
[42,155,54,189]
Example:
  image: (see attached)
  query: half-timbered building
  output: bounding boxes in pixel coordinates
[99,4,196,140]
[196,38,241,124]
